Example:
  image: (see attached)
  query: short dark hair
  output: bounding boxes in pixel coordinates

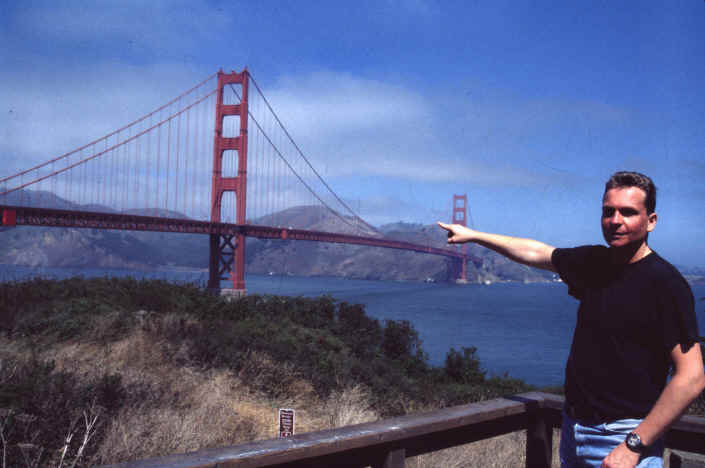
[604,171,657,214]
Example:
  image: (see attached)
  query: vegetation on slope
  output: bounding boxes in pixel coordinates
[0,278,702,467]
[0,277,531,466]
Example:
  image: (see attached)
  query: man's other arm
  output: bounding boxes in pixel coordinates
[437,222,557,272]
[602,343,705,468]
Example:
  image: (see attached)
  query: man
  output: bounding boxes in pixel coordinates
[438,171,704,468]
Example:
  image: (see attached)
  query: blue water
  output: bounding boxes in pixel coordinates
[2,265,704,388]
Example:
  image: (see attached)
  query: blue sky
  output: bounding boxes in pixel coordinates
[1,1,704,267]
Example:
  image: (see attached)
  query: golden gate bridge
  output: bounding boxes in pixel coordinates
[0,69,477,294]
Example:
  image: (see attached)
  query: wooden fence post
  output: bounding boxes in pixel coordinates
[372,448,405,468]
[526,407,552,468]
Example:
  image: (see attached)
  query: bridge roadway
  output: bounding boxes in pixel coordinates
[1,205,480,264]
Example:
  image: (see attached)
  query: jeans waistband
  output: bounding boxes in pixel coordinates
[564,404,607,426]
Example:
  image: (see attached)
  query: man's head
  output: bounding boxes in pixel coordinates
[604,171,657,214]
[601,171,658,250]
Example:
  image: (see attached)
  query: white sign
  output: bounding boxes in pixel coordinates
[278,408,295,438]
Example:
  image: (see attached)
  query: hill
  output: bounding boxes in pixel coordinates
[0,277,533,466]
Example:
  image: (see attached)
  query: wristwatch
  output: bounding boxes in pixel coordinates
[625,432,646,453]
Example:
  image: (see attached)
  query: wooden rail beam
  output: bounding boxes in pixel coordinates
[99,393,548,468]
[95,392,705,468]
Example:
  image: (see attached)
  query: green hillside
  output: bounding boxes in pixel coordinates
[0,277,532,466]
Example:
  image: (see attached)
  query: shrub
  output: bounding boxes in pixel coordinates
[0,355,127,467]
[1,277,534,424]
[444,346,485,385]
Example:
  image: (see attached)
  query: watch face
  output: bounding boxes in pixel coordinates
[626,432,641,449]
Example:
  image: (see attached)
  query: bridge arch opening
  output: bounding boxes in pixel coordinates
[222,82,242,106]
[221,149,238,177]
[219,191,238,224]
[221,115,240,138]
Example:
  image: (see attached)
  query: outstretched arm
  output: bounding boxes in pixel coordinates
[437,222,557,272]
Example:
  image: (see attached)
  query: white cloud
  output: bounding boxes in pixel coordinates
[12,1,231,56]
[0,61,214,173]
[1,62,630,204]
[255,70,612,188]
[266,71,429,139]
[0,54,633,231]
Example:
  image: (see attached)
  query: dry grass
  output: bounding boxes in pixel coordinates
[4,317,559,468]
[324,385,378,428]
[3,321,556,467]
[6,320,380,465]
[408,429,562,468]
[3,310,559,467]
[94,370,268,462]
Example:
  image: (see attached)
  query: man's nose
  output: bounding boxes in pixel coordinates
[609,212,623,224]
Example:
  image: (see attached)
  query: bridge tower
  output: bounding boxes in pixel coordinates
[208,69,249,296]
[452,194,468,283]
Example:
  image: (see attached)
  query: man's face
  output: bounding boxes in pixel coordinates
[601,186,657,248]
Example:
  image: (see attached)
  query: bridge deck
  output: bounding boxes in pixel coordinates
[1,205,477,262]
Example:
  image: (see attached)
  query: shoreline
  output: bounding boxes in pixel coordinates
[2,263,703,286]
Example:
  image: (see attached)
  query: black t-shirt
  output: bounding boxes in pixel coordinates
[552,245,698,422]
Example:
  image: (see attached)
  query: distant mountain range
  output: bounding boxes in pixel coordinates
[0,189,551,283]
[2,189,701,284]
[0,210,554,284]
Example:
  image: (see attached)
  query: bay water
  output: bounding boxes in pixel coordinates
[2,265,704,388]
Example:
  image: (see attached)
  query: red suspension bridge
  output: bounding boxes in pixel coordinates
[0,69,477,294]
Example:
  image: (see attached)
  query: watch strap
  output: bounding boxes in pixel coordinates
[625,431,646,453]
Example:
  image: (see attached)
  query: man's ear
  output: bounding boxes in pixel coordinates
[647,212,658,232]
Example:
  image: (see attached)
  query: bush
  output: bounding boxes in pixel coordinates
[444,346,485,385]
[0,355,127,467]
[0,277,533,422]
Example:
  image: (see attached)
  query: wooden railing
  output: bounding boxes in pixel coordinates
[99,392,705,468]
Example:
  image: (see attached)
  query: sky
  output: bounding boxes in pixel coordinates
[1,1,704,267]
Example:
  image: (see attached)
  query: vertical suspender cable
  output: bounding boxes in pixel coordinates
[184,100,191,218]
[79,148,83,207]
[108,138,112,209]
[36,168,41,208]
[266,123,270,220]
[175,100,182,215]
[90,144,94,208]
[251,92,256,222]
[166,117,171,213]
[67,153,72,206]
[154,112,163,210]
[106,135,110,209]
[190,97,197,219]
[136,120,141,208]
[95,142,99,208]
[123,131,128,210]
[83,148,88,207]
[146,113,152,210]
[126,127,132,210]
[107,138,111,209]
[51,161,56,208]
[120,130,126,211]
[90,144,94,207]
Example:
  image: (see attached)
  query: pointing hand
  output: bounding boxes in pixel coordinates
[437,221,474,244]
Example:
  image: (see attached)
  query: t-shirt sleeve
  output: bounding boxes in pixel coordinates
[658,274,698,355]
[551,245,604,300]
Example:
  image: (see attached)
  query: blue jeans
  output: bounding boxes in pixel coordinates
[560,411,664,467]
